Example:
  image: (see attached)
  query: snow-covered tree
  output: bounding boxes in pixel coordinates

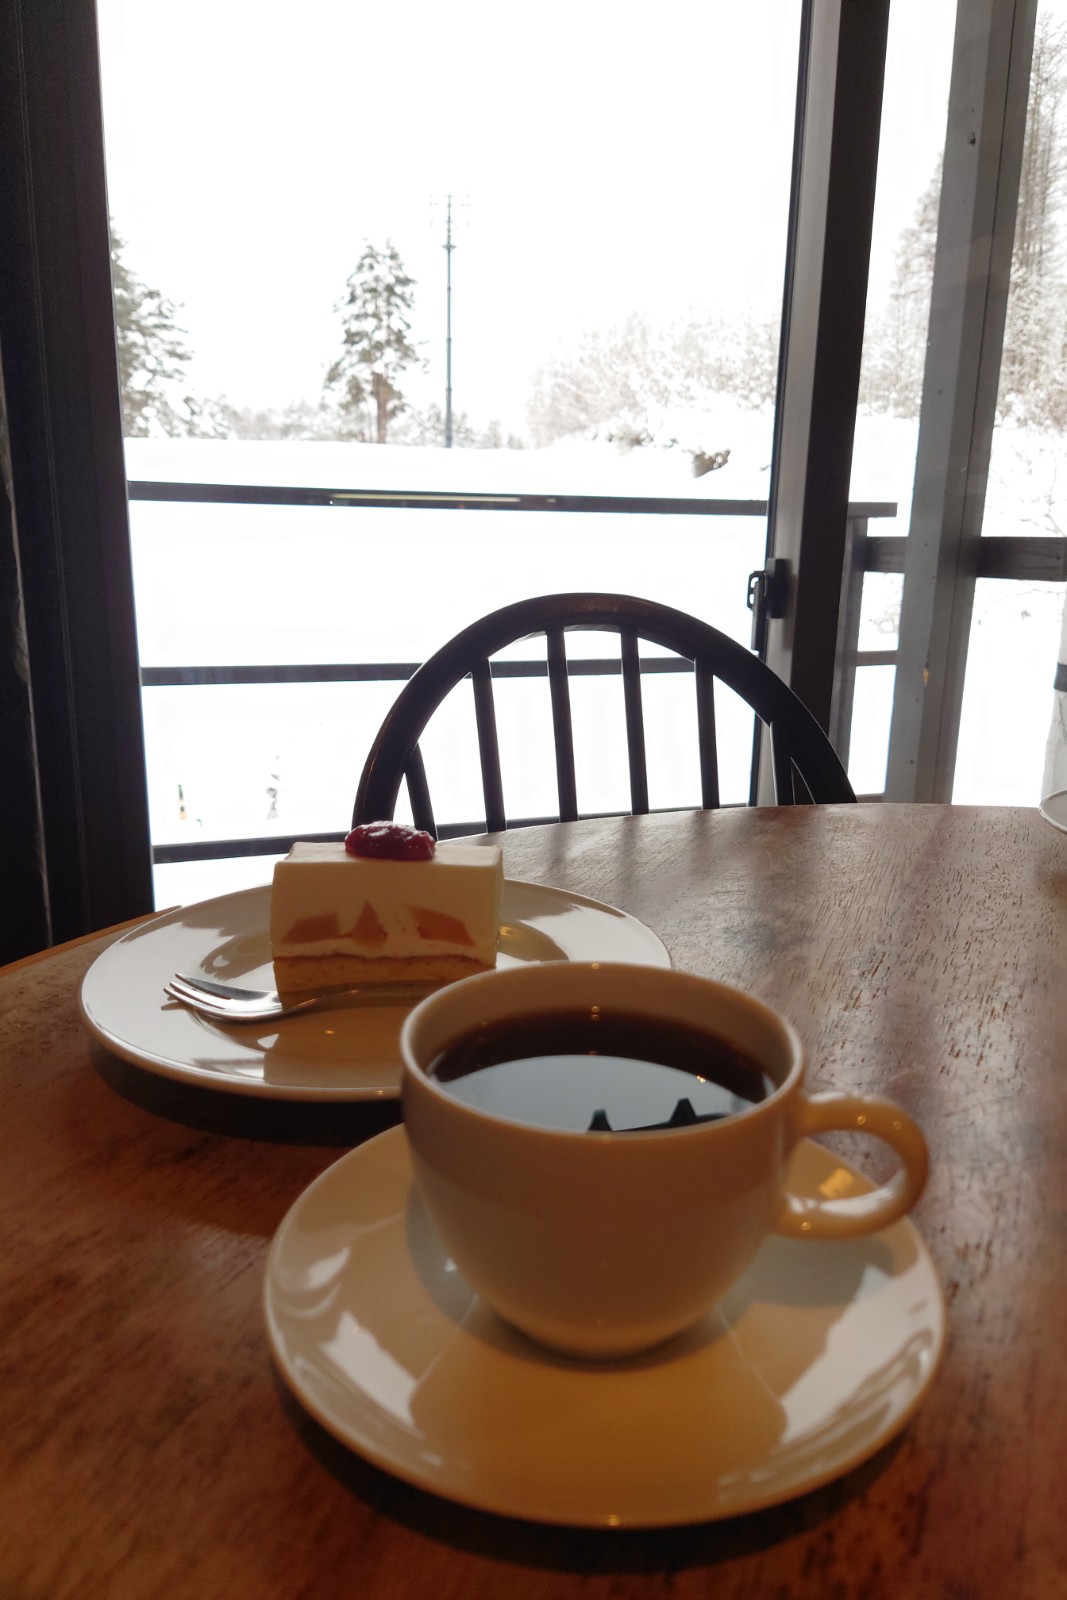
[110,226,222,437]
[861,16,1067,424]
[525,309,778,457]
[397,403,524,449]
[324,242,419,443]
[1000,15,1067,426]
[859,175,939,417]
[217,398,342,441]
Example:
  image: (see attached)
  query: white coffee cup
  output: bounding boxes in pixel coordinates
[400,962,929,1359]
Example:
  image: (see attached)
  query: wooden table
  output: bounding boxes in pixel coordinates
[1,804,1065,1598]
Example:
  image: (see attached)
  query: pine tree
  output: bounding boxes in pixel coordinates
[324,242,418,443]
[861,15,1067,423]
[856,173,938,417]
[109,225,216,437]
[1000,14,1067,425]
[526,311,777,449]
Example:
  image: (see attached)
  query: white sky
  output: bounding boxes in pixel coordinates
[96,0,959,429]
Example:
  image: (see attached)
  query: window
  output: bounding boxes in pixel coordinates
[96,0,814,903]
[879,0,1067,802]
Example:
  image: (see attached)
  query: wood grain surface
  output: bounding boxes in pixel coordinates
[0,805,1064,1599]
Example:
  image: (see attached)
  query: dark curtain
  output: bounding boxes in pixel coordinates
[0,0,153,964]
[1,362,51,958]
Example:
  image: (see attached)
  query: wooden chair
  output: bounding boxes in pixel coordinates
[353,593,855,837]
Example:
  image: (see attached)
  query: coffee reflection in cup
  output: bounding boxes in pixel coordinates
[400,962,928,1360]
[426,1007,776,1133]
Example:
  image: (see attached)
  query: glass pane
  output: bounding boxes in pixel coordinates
[130,498,765,669]
[142,682,400,846]
[980,2,1067,798]
[852,0,957,523]
[98,1,803,894]
[97,3,799,469]
[848,1,956,794]
[847,666,896,797]
[952,580,1065,803]
[857,571,903,652]
[153,855,287,908]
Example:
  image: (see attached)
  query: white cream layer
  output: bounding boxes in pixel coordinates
[270,840,504,963]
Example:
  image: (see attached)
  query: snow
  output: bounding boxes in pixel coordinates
[127,417,1067,909]
[123,419,777,499]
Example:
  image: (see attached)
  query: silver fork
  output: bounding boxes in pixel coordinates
[164,972,435,1024]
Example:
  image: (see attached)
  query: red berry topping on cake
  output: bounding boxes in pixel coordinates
[344,822,436,861]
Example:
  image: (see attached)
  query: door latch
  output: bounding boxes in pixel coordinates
[746,558,790,653]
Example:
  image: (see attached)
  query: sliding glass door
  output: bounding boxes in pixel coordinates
[848,0,1067,804]
[96,0,809,901]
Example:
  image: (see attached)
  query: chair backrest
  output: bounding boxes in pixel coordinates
[353,593,856,836]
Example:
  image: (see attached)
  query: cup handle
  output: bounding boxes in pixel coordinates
[774,1091,929,1240]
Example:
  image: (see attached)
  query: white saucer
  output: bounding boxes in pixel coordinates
[1038,789,1067,833]
[79,880,669,1100]
[263,1126,945,1526]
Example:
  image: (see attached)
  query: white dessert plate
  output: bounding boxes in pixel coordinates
[1038,789,1067,833]
[263,1126,945,1527]
[79,880,669,1100]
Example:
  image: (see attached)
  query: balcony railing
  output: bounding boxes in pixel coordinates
[831,525,1067,766]
[131,476,1067,867]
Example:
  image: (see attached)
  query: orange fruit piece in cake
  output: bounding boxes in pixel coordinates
[410,907,476,947]
[349,902,388,947]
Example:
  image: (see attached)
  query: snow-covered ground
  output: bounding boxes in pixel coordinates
[125,417,1067,908]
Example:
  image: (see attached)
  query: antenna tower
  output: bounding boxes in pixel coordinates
[444,195,455,448]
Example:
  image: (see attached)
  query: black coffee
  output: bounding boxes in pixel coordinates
[427,1009,775,1133]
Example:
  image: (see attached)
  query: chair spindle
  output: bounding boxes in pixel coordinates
[620,630,649,814]
[694,658,720,809]
[403,744,436,836]
[768,721,797,806]
[547,627,579,822]
[352,594,857,831]
[472,659,507,832]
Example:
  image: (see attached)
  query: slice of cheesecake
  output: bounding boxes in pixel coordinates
[270,825,504,997]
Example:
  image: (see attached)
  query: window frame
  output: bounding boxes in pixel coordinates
[2,0,1059,947]
[0,0,153,945]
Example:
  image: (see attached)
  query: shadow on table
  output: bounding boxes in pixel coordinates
[271,1373,906,1572]
[91,1044,402,1147]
